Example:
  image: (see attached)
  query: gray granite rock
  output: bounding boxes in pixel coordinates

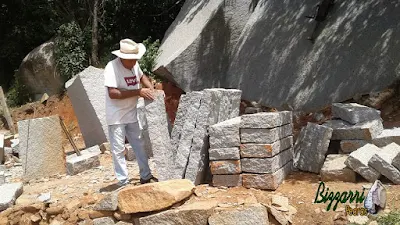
[0,134,4,164]
[344,144,381,182]
[332,103,381,125]
[66,146,101,175]
[242,148,294,174]
[93,192,118,211]
[324,119,383,140]
[208,204,269,225]
[240,124,293,144]
[368,143,400,184]
[0,183,23,211]
[293,123,332,173]
[212,174,242,187]
[209,117,241,148]
[93,217,115,225]
[240,136,293,158]
[240,111,292,128]
[393,150,400,171]
[340,140,369,153]
[210,160,241,175]
[372,127,400,147]
[209,147,240,161]
[137,97,153,157]
[170,94,190,151]
[320,155,357,182]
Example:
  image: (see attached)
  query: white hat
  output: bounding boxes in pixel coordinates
[112,39,146,59]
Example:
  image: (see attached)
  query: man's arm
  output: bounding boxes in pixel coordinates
[108,87,154,100]
[140,74,154,90]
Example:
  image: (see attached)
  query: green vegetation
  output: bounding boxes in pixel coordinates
[140,37,164,83]
[377,210,400,225]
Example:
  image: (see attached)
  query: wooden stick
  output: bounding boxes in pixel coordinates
[0,86,16,134]
[60,117,81,156]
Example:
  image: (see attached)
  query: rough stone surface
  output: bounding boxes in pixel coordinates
[93,192,118,211]
[242,148,294,174]
[344,144,381,182]
[293,123,332,173]
[139,200,218,225]
[208,204,269,225]
[118,179,194,214]
[240,136,293,158]
[368,143,400,184]
[212,174,242,187]
[209,148,240,161]
[240,111,292,128]
[18,116,66,180]
[393,150,400,171]
[170,94,190,150]
[218,89,242,122]
[66,146,101,175]
[209,117,241,148]
[93,217,115,225]
[332,103,381,125]
[0,183,23,211]
[66,66,108,147]
[125,145,135,161]
[210,160,241,175]
[320,155,357,182]
[242,161,292,190]
[340,140,369,153]
[137,97,153,157]
[0,171,4,185]
[0,134,4,164]
[324,119,384,140]
[372,127,400,147]
[99,142,110,154]
[145,90,180,181]
[240,124,293,144]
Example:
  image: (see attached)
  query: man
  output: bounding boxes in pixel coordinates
[104,38,157,186]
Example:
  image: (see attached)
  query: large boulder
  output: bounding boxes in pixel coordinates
[155,0,400,111]
[18,40,63,100]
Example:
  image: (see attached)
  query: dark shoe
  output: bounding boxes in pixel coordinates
[140,176,159,184]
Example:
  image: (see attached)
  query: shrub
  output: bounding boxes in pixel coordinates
[140,37,164,83]
[6,72,30,107]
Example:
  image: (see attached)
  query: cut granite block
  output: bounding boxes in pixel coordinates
[170,94,190,150]
[340,140,369,153]
[241,148,293,174]
[212,174,242,187]
[393,151,400,171]
[293,123,332,173]
[368,143,400,184]
[344,144,381,182]
[332,103,381,125]
[242,161,292,190]
[209,117,241,148]
[240,136,293,158]
[209,147,240,160]
[0,183,23,211]
[372,127,400,147]
[240,124,293,144]
[240,111,292,129]
[218,89,242,123]
[324,119,383,140]
[320,154,357,182]
[210,160,241,175]
[66,146,101,175]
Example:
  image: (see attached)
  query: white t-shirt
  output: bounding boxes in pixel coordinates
[104,58,144,125]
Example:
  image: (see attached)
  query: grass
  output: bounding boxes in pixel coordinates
[377,211,400,225]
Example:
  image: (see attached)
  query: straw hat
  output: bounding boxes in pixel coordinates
[112,39,146,59]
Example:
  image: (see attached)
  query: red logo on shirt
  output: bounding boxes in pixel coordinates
[124,76,138,86]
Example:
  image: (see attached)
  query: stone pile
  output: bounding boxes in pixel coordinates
[209,111,294,190]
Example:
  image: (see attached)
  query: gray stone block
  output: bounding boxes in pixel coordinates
[332,103,381,125]
[18,116,66,181]
[210,160,241,175]
[368,143,400,184]
[218,89,242,122]
[65,66,108,147]
[324,119,383,140]
[209,147,240,161]
[0,183,23,211]
[170,94,190,151]
[240,136,293,158]
[344,144,381,182]
[340,140,369,153]
[393,150,400,171]
[372,127,400,147]
[293,123,332,173]
[209,117,241,148]
[320,155,357,182]
[0,134,4,164]
[240,124,293,144]
[93,192,118,211]
[241,148,293,174]
[145,90,180,181]
[0,171,5,185]
[137,97,153,157]
[242,161,292,190]
[240,111,292,129]
[66,146,101,175]
[212,174,242,187]
[93,217,115,225]
[208,204,269,225]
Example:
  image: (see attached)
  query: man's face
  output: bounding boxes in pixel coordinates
[120,58,137,70]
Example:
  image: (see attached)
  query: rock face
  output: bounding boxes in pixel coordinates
[320,155,357,182]
[208,204,269,225]
[18,40,63,100]
[117,179,194,214]
[154,0,400,111]
[0,183,23,211]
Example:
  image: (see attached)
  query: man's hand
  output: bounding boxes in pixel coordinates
[140,88,155,100]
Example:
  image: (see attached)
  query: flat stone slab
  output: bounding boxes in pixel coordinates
[240,111,292,128]
[324,119,383,140]
[320,155,357,182]
[332,103,381,125]
[242,161,292,190]
[293,123,332,173]
[0,183,23,211]
[18,116,66,181]
[212,174,242,187]
[210,160,241,175]
[66,146,101,175]
[209,147,240,161]
[209,117,241,148]
[241,148,293,174]
[372,127,400,147]
[368,143,400,184]
[240,136,293,158]
[240,124,293,144]
[208,204,269,225]
[345,144,381,182]
[340,140,369,153]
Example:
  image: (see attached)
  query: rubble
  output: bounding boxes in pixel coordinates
[344,144,381,182]
[93,192,118,211]
[0,183,23,211]
[320,155,357,182]
[66,145,101,175]
[332,103,381,124]
[368,143,400,184]
[93,217,115,225]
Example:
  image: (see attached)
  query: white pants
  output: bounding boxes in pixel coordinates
[108,122,152,182]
